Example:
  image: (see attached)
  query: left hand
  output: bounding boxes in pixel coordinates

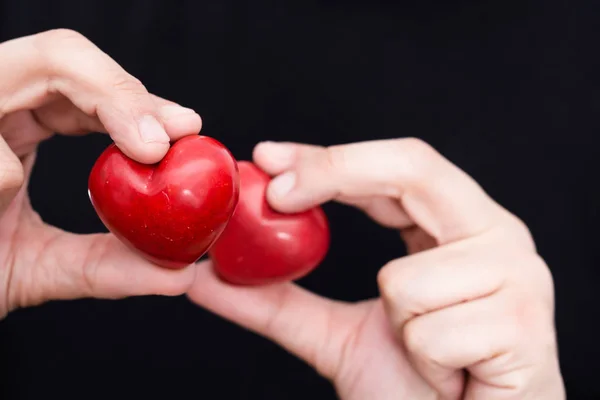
[187,138,565,399]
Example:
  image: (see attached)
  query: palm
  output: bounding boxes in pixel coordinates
[0,109,60,316]
[188,223,438,399]
[328,299,435,399]
[188,268,436,399]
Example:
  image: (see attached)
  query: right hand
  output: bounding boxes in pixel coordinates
[0,29,203,319]
[188,139,564,400]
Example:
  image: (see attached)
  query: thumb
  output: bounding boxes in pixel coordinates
[186,263,357,379]
[0,135,24,217]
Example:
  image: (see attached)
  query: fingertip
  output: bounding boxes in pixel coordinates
[253,141,297,175]
[127,106,204,162]
[129,114,171,163]
[159,105,203,140]
[98,106,171,164]
[267,171,296,205]
[266,171,318,214]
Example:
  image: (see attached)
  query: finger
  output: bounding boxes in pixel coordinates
[0,135,24,217]
[253,142,412,229]
[0,29,202,164]
[402,291,551,399]
[253,139,506,244]
[29,94,106,135]
[151,94,203,140]
[8,227,199,311]
[340,196,413,229]
[378,244,548,329]
[377,241,506,330]
[186,262,362,379]
[252,140,300,175]
[31,93,202,140]
[0,110,53,153]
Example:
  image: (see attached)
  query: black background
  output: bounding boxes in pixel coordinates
[0,0,597,398]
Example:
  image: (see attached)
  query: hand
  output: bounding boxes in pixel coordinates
[0,29,203,318]
[187,138,565,399]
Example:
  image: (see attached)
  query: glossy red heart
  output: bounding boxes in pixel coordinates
[88,135,239,269]
[208,161,330,285]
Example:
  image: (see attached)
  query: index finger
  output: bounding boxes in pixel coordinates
[0,29,202,164]
[254,138,507,244]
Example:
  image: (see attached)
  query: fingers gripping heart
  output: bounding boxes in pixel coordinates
[208,161,330,285]
[87,135,241,269]
[88,144,331,283]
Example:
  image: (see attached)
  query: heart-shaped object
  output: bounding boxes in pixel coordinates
[88,135,240,269]
[208,161,330,285]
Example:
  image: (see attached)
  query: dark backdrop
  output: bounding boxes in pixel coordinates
[0,0,597,399]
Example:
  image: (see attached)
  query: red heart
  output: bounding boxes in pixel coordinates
[88,135,239,269]
[209,161,330,285]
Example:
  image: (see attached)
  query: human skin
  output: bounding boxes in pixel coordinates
[188,139,566,399]
[0,29,203,318]
[0,28,566,400]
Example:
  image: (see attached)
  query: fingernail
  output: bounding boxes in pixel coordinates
[257,141,296,167]
[269,171,296,198]
[138,115,170,144]
[159,105,197,120]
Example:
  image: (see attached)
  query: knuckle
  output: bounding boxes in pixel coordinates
[511,252,555,304]
[508,213,531,235]
[34,28,88,53]
[31,29,148,102]
[394,137,440,182]
[111,74,148,96]
[529,253,554,286]
[41,28,86,41]
[504,303,528,346]
[400,137,433,154]
[377,259,421,314]
[498,212,537,250]
[322,145,348,174]
[376,260,400,301]
[403,318,437,361]
[505,291,552,345]
[538,265,556,303]
[404,316,458,368]
[402,319,422,353]
[32,29,92,74]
